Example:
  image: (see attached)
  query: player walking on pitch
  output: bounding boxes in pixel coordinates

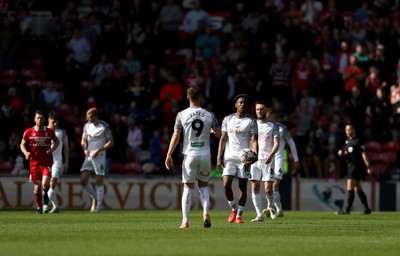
[266,108,300,217]
[20,110,59,214]
[250,100,280,222]
[336,121,372,215]
[43,111,69,213]
[80,108,114,213]
[165,86,221,228]
[217,94,258,223]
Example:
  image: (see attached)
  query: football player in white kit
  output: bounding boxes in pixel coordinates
[250,100,280,222]
[165,86,221,229]
[217,94,258,224]
[43,111,70,213]
[80,108,114,212]
[266,109,300,217]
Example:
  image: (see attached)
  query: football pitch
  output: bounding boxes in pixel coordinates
[0,210,399,256]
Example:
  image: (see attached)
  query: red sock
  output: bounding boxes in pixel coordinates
[34,191,42,209]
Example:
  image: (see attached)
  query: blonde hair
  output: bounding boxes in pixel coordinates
[86,108,98,117]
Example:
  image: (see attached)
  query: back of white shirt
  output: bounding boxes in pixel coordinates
[175,107,220,156]
[275,122,293,162]
[221,113,258,161]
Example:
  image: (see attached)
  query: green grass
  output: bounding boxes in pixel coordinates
[0,210,399,256]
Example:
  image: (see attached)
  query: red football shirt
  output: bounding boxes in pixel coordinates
[23,127,55,167]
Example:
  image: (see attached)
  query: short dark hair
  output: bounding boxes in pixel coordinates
[48,111,60,121]
[234,94,249,103]
[187,86,201,101]
[255,99,269,107]
[35,110,44,116]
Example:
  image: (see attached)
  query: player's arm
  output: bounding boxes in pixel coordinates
[216,132,228,171]
[211,128,222,138]
[287,138,300,170]
[20,133,30,160]
[361,151,373,175]
[250,133,258,161]
[48,136,59,155]
[81,132,89,157]
[165,129,181,171]
[265,137,279,164]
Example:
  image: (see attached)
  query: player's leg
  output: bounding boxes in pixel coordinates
[250,180,264,222]
[33,181,43,214]
[91,153,107,212]
[354,181,371,214]
[180,182,194,228]
[265,180,278,219]
[47,165,61,212]
[273,178,283,216]
[198,155,212,227]
[80,170,96,211]
[249,161,263,221]
[236,177,248,223]
[222,161,239,222]
[180,155,196,228]
[94,174,105,212]
[40,166,51,213]
[30,165,42,213]
[48,177,58,210]
[344,178,356,213]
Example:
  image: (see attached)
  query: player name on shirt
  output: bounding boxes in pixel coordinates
[189,111,205,118]
[229,129,247,135]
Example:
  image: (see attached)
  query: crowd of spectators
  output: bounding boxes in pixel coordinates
[1,0,400,180]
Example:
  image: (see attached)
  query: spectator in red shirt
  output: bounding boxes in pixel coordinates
[292,57,315,103]
[159,75,183,114]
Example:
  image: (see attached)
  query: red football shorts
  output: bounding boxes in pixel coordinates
[29,165,51,182]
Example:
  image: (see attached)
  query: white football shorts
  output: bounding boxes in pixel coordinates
[80,151,106,176]
[222,158,250,179]
[182,155,211,183]
[249,159,275,182]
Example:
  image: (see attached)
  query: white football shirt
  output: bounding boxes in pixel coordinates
[257,119,279,159]
[174,107,220,156]
[52,127,68,165]
[275,122,296,163]
[221,113,258,161]
[83,120,113,153]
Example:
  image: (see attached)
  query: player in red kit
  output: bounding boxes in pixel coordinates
[20,110,59,214]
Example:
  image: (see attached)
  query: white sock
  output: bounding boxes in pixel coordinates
[228,199,237,211]
[274,190,282,212]
[48,187,57,208]
[266,192,275,209]
[96,185,104,210]
[199,186,210,215]
[182,186,193,223]
[237,205,245,218]
[251,190,262,217]
[83,183,96,199]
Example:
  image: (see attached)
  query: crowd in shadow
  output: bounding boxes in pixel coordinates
[1,0,400,180]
